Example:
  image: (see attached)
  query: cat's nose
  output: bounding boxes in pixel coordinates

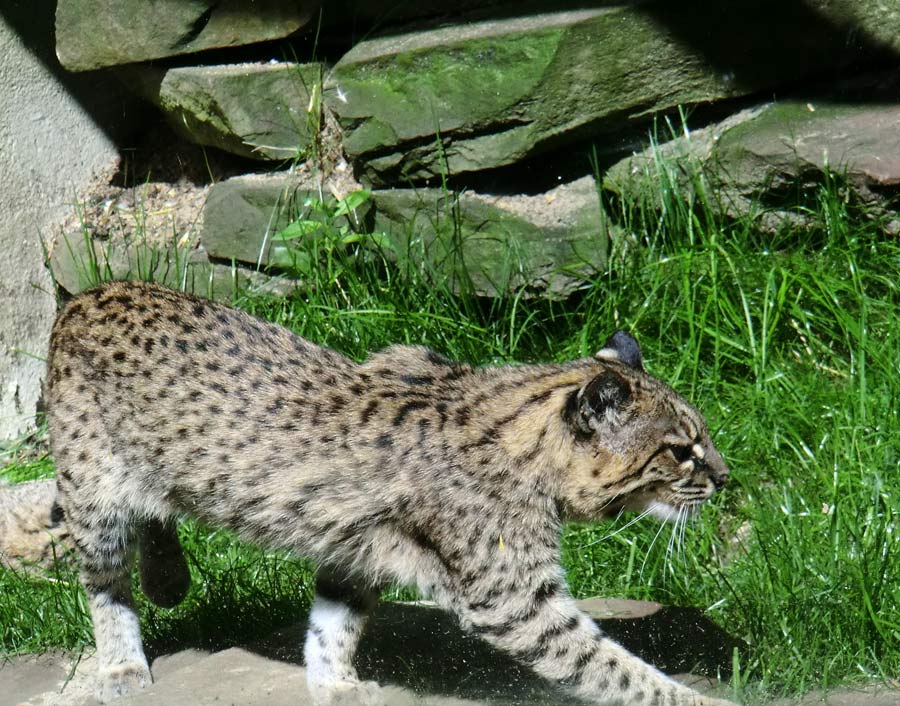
[709,460,730,490]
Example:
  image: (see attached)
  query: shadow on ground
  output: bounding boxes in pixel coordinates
[244,599,742,703]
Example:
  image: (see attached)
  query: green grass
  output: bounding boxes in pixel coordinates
[3,161,900,703]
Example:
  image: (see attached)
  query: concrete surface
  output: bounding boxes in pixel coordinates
[9,599,893,706]
[0,2,126,441]
[2,598,727,706]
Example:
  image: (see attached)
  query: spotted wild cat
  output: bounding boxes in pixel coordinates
[46,281,736,706]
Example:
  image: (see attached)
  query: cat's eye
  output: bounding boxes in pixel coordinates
[669,445,694,463]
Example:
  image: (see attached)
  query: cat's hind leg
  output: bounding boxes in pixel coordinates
[60,496,149,702]
[304,567,382,706]
[139,518,190,608]
[51,404,152,703]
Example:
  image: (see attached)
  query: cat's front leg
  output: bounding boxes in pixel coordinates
[303,568,383,706]
[456,574,738,706]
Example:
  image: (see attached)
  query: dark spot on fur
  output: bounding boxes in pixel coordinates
[50,503,65,525]
[329,395,346,413]
[401,374,433,386]
[393,400,428,426]
[360,400,379,424]
[534,580,560,603]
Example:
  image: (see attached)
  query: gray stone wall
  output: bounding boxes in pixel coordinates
[0,2,127,441]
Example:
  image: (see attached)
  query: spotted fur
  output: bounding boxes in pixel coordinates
[46,281,735,706]
[0,478,71,571]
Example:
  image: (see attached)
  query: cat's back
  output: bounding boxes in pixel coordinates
[48,281,345,378]
[46,283,357,492]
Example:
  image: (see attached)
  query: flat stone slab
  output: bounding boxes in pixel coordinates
[47,230,299,301]
[371,176,607,297]
[772,684,900,706]
[129,63,324,161]
[199,171,607,297]
[604,99,900,233]
[325,7,743,184]
[3,652,71,706]
[55,1,317,71]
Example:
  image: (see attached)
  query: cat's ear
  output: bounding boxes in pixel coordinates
[566,369,633,436]
[595,330,643,371]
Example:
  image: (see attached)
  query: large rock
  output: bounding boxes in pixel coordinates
[56,1,318,71]
[129,63,324,161]
[324,1,900,185]
[371,176,607,297]
[603,100,900,233]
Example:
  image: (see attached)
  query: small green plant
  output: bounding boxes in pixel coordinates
[270,188,381,285]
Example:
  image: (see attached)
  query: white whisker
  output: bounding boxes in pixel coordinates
[664,508,678,574]
[579,507,653,549]
[640,514,669,580]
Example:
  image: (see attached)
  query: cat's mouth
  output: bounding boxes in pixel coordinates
[600,489,710,523]
[645,499,706,523]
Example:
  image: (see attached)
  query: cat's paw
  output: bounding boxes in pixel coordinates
[95,663,151,702]
[308,678,385,706]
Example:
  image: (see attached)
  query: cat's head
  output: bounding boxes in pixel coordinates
[558,331,729,523]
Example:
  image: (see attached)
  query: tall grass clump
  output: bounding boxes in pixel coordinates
[2,146,899,701]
